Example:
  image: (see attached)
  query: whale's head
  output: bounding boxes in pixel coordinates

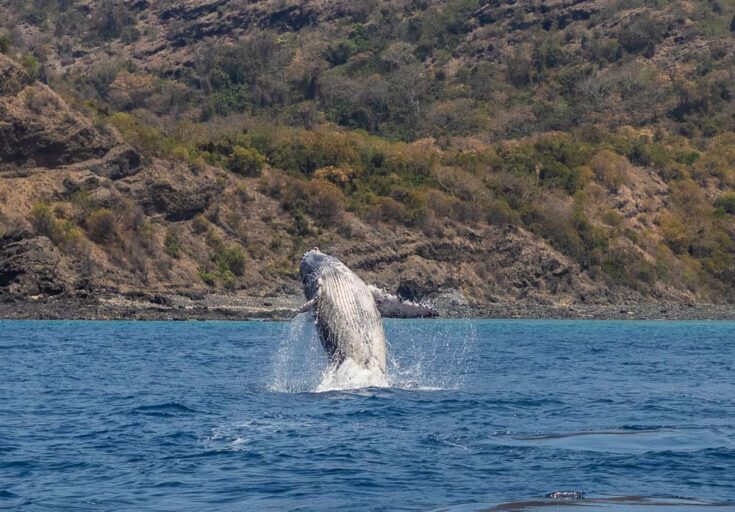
[300,248,334,299]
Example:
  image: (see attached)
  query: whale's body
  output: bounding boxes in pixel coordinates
[300,250,387,371]
[299,249,436,373]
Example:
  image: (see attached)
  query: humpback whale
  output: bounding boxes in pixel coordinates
[299,248,437,373]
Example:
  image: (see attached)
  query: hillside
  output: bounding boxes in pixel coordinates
[1,0,735,318]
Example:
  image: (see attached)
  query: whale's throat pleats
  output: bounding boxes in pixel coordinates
[315,265,387,372]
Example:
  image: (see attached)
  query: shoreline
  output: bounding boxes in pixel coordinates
[1,294,735,321]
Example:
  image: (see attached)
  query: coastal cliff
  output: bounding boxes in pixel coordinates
[1,1,735,318]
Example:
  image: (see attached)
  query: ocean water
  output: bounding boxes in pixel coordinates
[1,319,734,511]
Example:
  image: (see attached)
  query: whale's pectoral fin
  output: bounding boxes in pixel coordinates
[368,285,438,318]
[298,298,317,314]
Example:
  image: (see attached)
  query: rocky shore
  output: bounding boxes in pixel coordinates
[2,293,734,321]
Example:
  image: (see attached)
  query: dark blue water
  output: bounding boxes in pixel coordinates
[1,320,734,511]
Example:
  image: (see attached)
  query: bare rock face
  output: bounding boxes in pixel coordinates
[0,230,74,298]
[474,0,598,29]
[123,164,221,221]
[0,54,140,177]
[341,224,603,309]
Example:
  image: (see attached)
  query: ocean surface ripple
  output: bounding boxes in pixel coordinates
[1,319,734,511]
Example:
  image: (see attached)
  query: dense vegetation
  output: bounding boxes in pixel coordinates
[1,0,735,300]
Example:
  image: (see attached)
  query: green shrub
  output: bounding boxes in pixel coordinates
[506,48,532,86]
[209,85,249,116]
[0,35,10,54]
[602,209,624,227]
[590,149,629,192]
[217,246,246,276]
[659,213,691,254]
[675,150,700,166]
[303,180,346,227]
[30,203,56,238]
[228,146,266,176]
[53,220,82,248]
[90,0,136,41]
[325,40,357,65]
[286,209,312,237]
[192,214,209,234]
[533,39,566,72]
[29,203,82,249]
[107,112,171,157]
[21,54,39,79]
[280,178,346,227]
[486,198,520,225]
[199,243,246,288]
[86,208,117,243]
[715,192,735,214]
[538,159,584,194]
[602,247,657,288]
[628,139,669,169]
[365,196,408,225]
[618,12,664,54]
[164,228,180,258]
[171,146,190,162]
[199,270,217,286]
[220,269,236,290]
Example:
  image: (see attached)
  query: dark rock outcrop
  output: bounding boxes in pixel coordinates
[125,167,219,221]
[0,231,71,297]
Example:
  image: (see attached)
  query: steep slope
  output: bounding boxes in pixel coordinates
[1,1,735,317]
[0,52,616,314]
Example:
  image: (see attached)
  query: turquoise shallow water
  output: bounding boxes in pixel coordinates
[1,319,734,511]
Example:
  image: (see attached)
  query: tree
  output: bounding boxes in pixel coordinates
[20,54,40,79]
[0,34,10,54]
[90,0,136,42]
[506,47,532,86]
[325,40,357,66]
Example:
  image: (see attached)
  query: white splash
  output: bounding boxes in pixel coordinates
[269,315,476,393]
[315,358,389,392]
[268,313,328,393]
[385,319,476,390]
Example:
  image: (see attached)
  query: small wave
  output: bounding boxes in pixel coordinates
[492,426,735,456]
[485,496,735,511]
[153,481,185,488]
[131,402,202,416]
[162,450,221,461]
[511,428,669,441]
[394,384,447,391]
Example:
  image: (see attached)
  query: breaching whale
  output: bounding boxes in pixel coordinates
[298,248,437,374]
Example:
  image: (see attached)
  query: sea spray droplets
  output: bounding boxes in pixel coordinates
[268,313,328,392]
[269,317,477,392]
[385,319,477,390]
